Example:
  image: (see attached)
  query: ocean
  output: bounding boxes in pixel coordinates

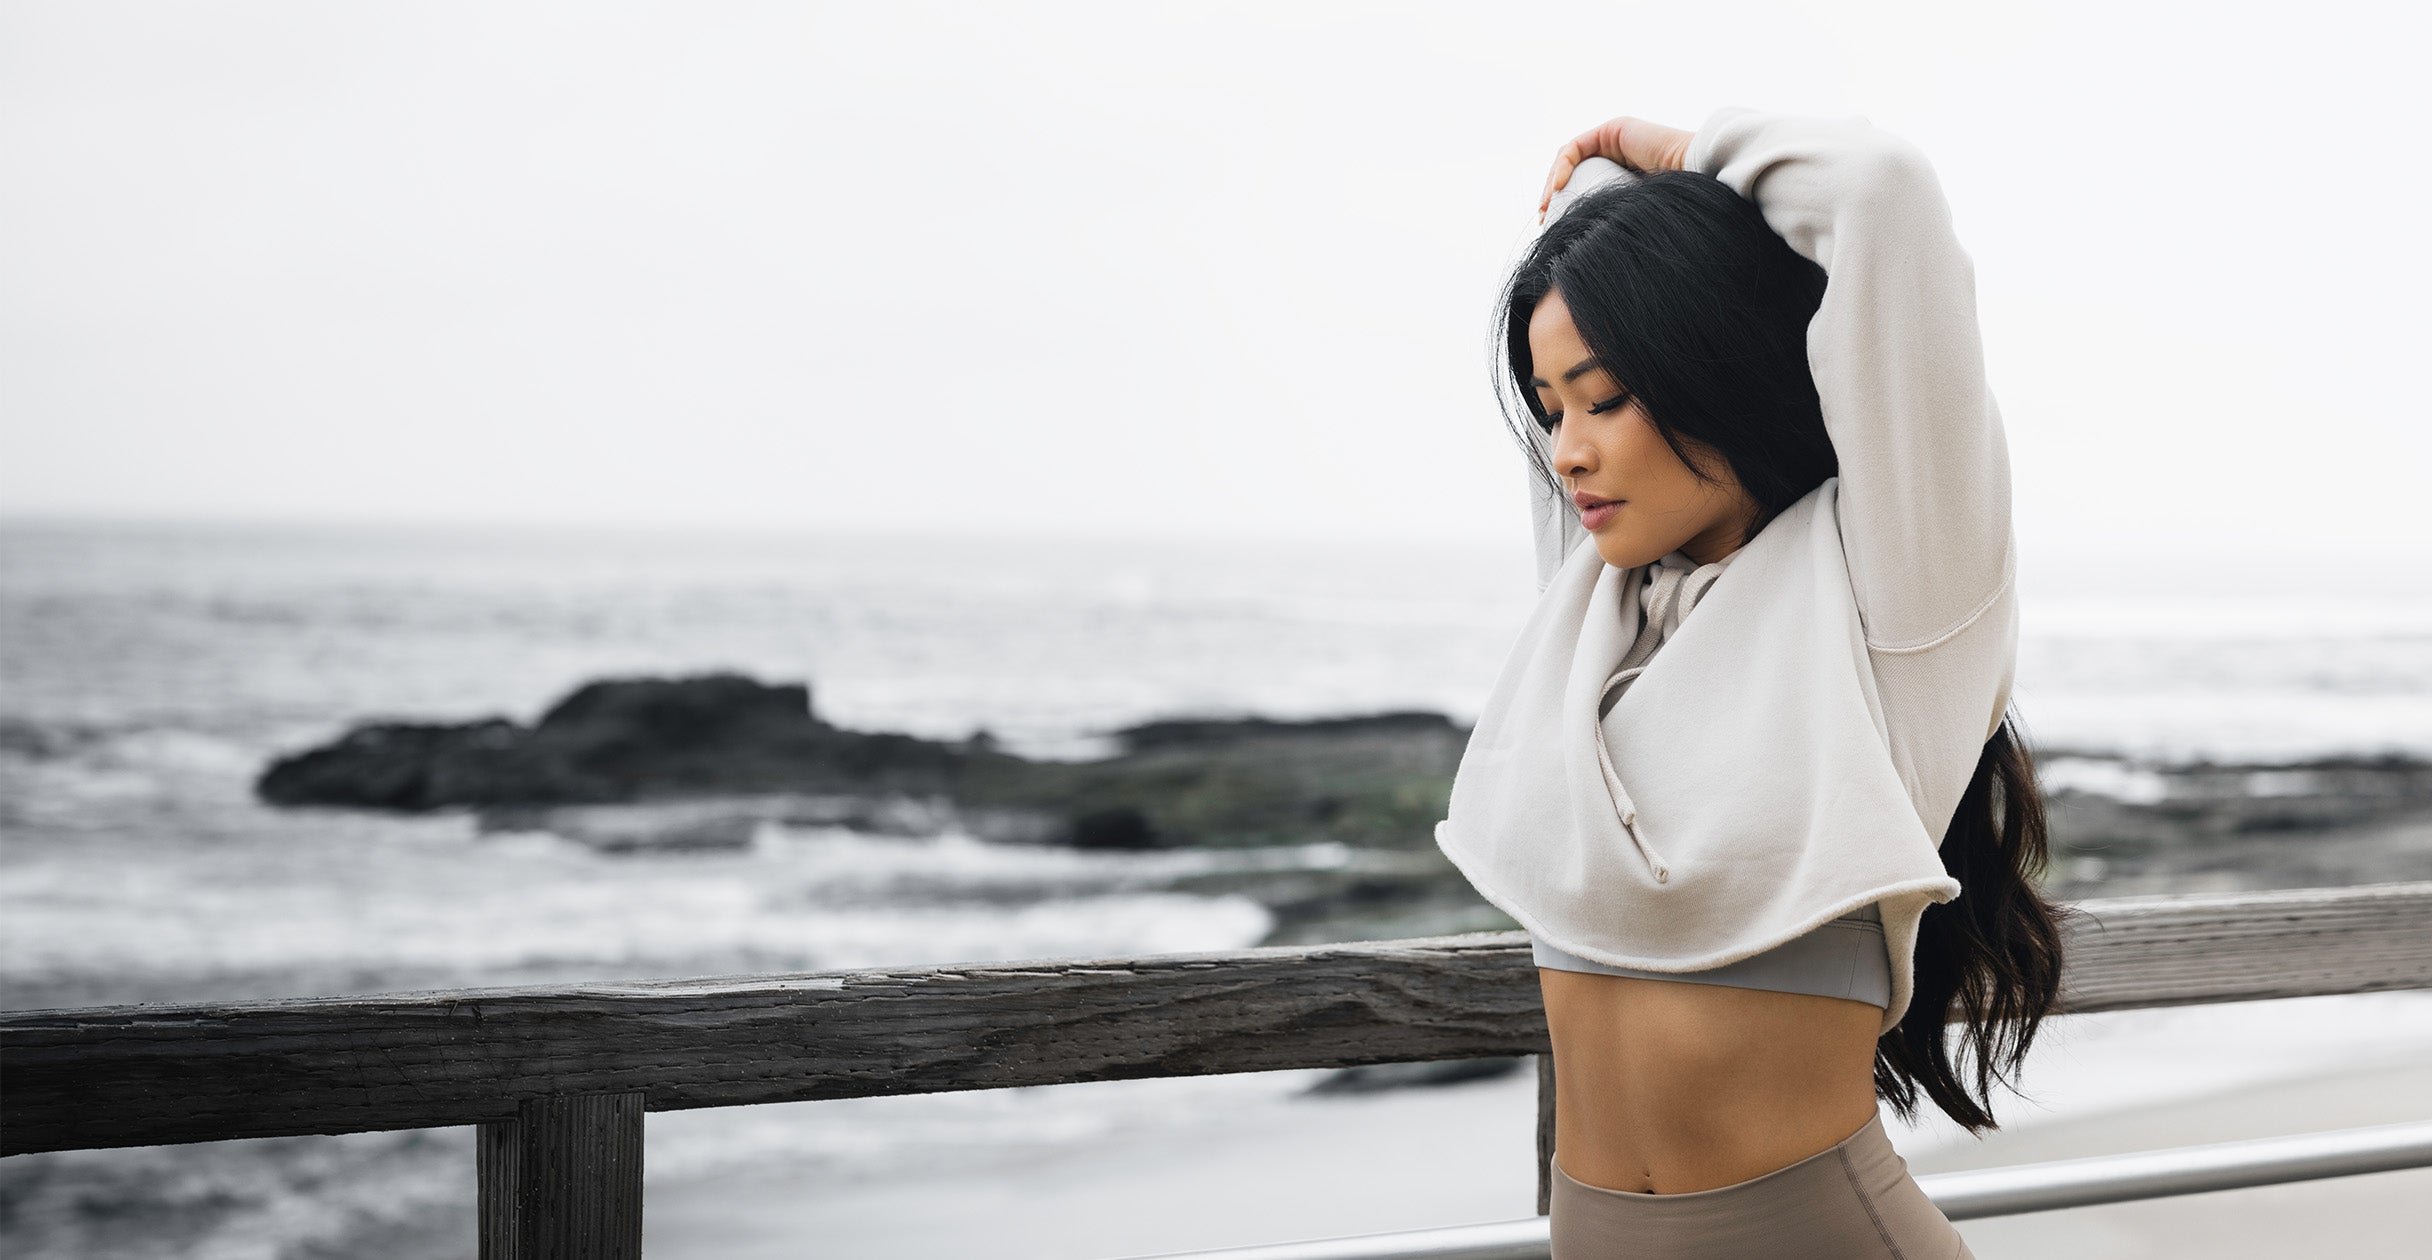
[4,517,2430,1257]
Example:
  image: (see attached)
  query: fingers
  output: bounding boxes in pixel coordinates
[1538,121,1627,224]
[1537,139,1583,222]
[1542,124,1609,198]
[1535,116,1692,224]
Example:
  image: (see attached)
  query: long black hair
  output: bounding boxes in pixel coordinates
[1491,168,2074,1135]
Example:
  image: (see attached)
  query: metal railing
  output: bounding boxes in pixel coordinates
[5,879,2429,1259]
[1108,1118,2432,1258]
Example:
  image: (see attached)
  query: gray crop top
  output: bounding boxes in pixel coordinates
[1529,902,1891,1009]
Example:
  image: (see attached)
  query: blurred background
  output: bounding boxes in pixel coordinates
[4,2,2428,1257]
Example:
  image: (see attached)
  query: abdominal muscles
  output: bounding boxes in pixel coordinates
[1539,968,1886,1194]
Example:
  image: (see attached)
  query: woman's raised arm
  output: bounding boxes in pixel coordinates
[1684,106,2016,650]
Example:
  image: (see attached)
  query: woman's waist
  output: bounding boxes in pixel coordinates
[1538,973,1887,1190]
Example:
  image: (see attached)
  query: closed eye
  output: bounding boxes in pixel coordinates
[1535,393,1630,433]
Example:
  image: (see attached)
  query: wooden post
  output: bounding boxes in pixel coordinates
[1536,1051,1556,1216]
[478,1090,645,1259]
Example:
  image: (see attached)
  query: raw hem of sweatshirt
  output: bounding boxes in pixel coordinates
[1434,819,1961,1034]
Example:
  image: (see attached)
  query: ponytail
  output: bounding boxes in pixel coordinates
[1875,705,2078,1133]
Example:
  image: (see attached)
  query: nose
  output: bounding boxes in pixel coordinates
[1552,420,1595,481]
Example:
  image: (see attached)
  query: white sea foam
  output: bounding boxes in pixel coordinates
[0,816,1286,994]
[2037,756,2171,803]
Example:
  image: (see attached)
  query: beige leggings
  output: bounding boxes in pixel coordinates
[1550,1111,1975,1259]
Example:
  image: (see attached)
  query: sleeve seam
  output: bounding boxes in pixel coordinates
[1862,541,2016,656]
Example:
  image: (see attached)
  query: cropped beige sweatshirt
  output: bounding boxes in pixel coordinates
[1433,105,2018,1036]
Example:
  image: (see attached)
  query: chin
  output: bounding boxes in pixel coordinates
[1593,532,1666,571]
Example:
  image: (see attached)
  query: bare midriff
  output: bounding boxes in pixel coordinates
[1539,966,1887,1195]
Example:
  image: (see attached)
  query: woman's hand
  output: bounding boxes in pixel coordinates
[1537,116,1696,223]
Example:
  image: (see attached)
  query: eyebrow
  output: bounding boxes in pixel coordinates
[1528,358,1603,388]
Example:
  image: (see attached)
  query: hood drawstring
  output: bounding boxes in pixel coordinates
[1594,664,1668,882]
[1590,554,1699,886]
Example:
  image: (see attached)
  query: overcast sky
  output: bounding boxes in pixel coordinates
[3,1,2425,564]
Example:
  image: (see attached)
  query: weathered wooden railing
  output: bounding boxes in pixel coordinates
[5,880,2430,1258]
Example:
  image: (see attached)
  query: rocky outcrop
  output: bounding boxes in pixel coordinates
[255,675,995,811]
[255,673,1467,854]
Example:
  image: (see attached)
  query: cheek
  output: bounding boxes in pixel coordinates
[1616,422,1694,492]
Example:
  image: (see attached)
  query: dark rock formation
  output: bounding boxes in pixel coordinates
[2034,748,2432,899]
[256,674,998,811]
[255,672,1468,854]
[1302,1056,1530,1095]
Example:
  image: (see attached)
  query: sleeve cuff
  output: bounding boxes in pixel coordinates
[1683,104,1759,176]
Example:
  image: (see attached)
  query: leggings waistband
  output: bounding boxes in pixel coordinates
[1549,1111,1974,1258]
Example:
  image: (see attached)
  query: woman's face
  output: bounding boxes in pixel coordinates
[1528,287,1760,570]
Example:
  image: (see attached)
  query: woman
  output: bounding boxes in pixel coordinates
[1431,107,2076,1257]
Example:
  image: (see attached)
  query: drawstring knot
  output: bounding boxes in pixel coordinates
[1594,663,1670,884]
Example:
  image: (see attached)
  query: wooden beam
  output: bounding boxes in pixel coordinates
[477,1091,644,1260]
[4,881,2426,1157]
[1536,1052,1557,1217]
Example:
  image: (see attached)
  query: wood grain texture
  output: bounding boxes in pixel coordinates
[2045,881,2432,1013]
[477,1091,643,1260]
[1536,1052,1556,1217]
[5,881,2426,1157]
